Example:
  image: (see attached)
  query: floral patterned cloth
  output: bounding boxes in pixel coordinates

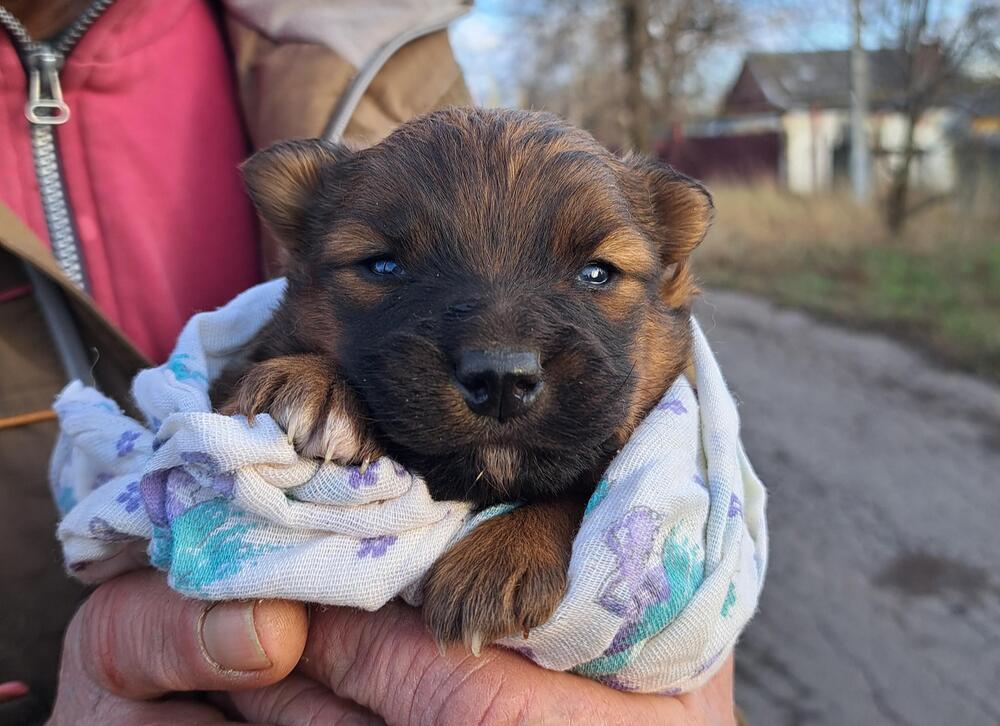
[50,278,767,693]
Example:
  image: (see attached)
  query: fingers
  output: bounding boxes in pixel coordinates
[676,655,737,726]
[297,601,549,724]
[48,696,233,726]
[223,674,384,726]
[299,602,727,725]
[51,694,280,726]
[64,569,308,700]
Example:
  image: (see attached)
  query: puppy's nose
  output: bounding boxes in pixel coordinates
[455,350,543,421]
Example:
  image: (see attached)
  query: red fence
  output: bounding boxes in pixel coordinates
[656,131,782,183]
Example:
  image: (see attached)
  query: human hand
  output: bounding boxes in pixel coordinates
[48,569,308,725]
[227,600,737,726]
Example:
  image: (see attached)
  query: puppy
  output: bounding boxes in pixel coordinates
[213,108,713,651]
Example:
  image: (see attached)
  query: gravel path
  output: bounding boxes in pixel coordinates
[696,290,1000,726]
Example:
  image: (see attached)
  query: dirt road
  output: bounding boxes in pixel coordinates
[696,290,1000,726]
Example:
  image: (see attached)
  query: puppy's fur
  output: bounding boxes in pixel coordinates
[213,108,713,649]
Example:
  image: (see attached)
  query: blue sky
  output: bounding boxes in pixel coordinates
[449,0,985,108]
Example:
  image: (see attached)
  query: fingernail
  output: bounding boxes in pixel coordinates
[0,681,30,703]
[200,601,272,672]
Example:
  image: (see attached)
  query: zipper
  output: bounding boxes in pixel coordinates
[0,1,115,291]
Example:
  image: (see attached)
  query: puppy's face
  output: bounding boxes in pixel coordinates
[244,109,712,505]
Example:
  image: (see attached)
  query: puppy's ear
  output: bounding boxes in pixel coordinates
[624,155,713,308]
[241,139,351,249]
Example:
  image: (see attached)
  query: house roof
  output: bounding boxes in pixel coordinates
[725,48,928,113]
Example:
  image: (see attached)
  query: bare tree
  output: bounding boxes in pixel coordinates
[511,0,739,151]
[875,0,999,234]
[622,0,652,149]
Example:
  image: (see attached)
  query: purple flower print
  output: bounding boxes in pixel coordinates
[693,647,728,677]
[692,473,708,490]
[209,472,236,498]
[140,468,205,526]
[357,534,397,558]
[597,508,676,657]
[727,493,743,520]
[88,516,130,541]
[598,508,666,618]
[606,567,671,655]
[115,481,143,513]
[180,451,236,498]
[596,674,636,692]
[93,472,113,489]
[140,470,170,526]
[163,470,205,523]
[656,398,688,415]
[116,430,141,457]
[348,461,380,489]
[509,645,537,661]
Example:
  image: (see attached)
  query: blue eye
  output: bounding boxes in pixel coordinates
[367,258,404,276]
[578,262,612,286]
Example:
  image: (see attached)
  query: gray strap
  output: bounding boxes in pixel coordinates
[23,262,94,385]
[322,4,470,143]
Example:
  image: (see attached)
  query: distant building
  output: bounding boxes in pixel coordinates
[660,48,1000,196]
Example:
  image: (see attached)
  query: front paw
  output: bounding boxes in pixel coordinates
[422,511,570,654]
[220,354,380,465]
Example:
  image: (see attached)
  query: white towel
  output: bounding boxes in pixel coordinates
[50,278,767,693]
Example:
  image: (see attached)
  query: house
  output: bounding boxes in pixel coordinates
[661,48,999,195]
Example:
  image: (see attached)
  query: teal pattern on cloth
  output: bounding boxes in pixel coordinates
[575,528,704,679]
[49,278,768,694]
[165,353,208,384]
[150,499,282,597]
[56,484,77,514]
[584,478,611,514]
[721,582,738,618]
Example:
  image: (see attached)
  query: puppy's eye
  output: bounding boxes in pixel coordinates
[578,262,613,286]
[366,257,405,277]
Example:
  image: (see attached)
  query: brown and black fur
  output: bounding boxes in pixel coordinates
[212,108,713,649]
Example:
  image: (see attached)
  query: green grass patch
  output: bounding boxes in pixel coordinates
[700,241,1000,380]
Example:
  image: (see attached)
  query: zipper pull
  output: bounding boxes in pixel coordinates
[25,50,70,125]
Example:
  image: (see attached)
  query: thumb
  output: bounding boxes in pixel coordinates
[65,569,307,700]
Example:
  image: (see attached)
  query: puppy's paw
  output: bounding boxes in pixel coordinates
[220,354,380,465]
[422,509,570,653]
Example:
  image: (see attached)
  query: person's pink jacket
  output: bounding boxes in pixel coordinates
[0,0,260,363]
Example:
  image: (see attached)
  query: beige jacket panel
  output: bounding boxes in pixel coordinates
[227,20,472,149]
[224,0,471,68]
[0,202,147,419]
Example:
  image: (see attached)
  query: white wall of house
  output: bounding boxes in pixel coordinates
[780,107,955,194]
[871,109,956,192]
[782,109,844,193]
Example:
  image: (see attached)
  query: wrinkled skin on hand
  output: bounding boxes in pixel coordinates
[48,571,736,725]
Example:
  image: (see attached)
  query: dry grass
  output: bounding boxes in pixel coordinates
[695,182,1000,379]
[704,182,994,256]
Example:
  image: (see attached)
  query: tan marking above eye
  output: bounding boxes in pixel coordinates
[334,268,392,307]
[319,221,393,267]
[589,228,656,280]
[593,277,645,322]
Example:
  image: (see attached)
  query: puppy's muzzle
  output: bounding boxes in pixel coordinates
[454,349,543,422]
